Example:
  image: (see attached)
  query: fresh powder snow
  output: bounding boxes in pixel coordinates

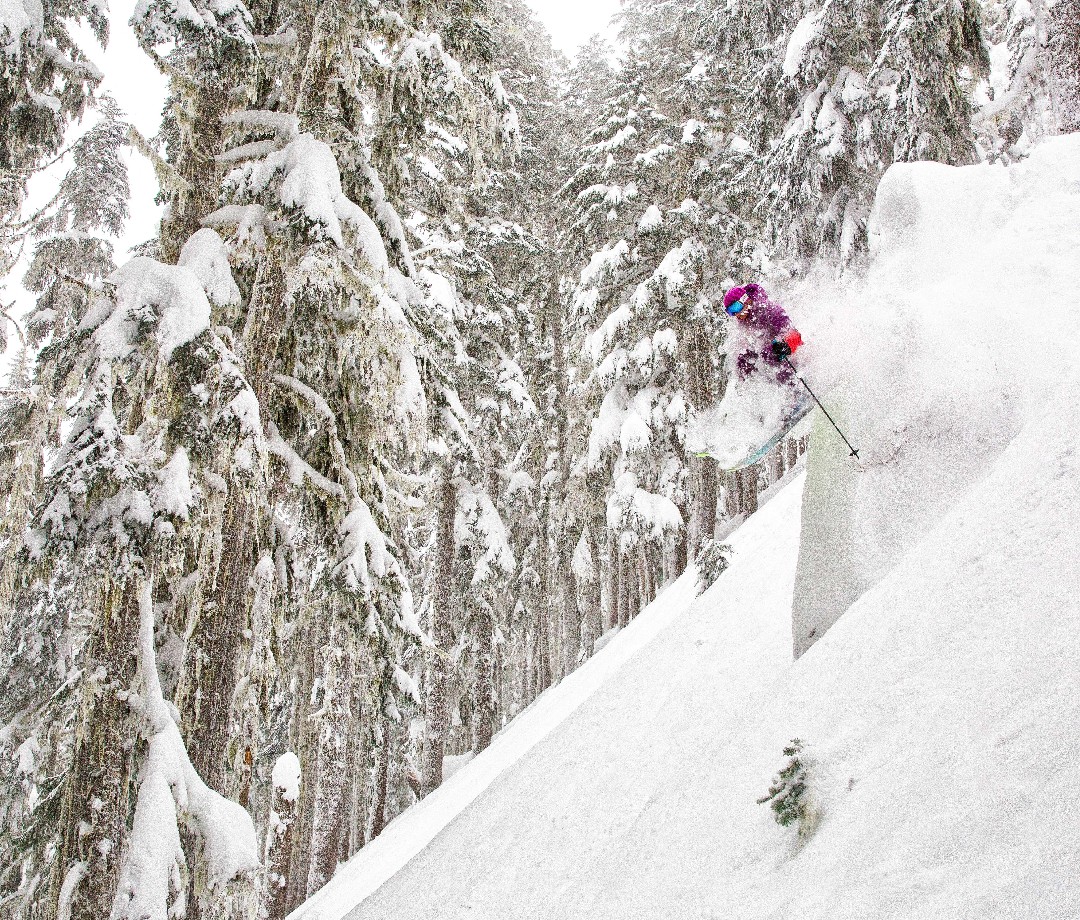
[287,134,1080,920]
[791,132,1080,656]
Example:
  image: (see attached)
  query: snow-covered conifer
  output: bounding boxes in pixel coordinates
[765,0,985,262]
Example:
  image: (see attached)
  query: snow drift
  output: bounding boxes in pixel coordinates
[791,133,1080,656]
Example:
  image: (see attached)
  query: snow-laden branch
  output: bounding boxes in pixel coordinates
[110,581,258,920]
[265,420,347,501]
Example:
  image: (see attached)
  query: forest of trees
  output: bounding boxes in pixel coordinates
[0,0,1076,917]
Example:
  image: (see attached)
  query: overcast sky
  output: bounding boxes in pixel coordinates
[524,0,621,56]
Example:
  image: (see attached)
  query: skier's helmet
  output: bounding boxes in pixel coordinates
[724,285,750,316]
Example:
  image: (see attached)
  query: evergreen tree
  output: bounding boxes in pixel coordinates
[763,0,986,264]
[1048,0,1080,131]
[1,0,109,345]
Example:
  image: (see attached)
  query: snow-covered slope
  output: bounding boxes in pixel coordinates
[304,399,1078,919]
[791,134,1080,656]
[293,137,1080,920]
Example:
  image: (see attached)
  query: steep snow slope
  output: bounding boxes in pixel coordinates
[289,556,705,920]
[294,473,806,920]
[333,369,1079,920]
[791,134,1080,656]
[292,136,1080,920]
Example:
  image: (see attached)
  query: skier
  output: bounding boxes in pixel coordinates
[723,282,803,385]
[702,283,859,463]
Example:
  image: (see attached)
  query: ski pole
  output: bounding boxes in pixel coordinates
[783,356,860,459]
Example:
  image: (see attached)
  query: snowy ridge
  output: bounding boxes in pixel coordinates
[336,362,1079,920]
[791,132,1080,656]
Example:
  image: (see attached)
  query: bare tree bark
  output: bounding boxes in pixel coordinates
[158,57,229,263]
[265,764,299,920]
[370,711,394,839]
[306,617,356,897]
[617,549,630,628]
[685,321,717,560]
[284,599,319,915]
[473,608,496,753]
[560,545,581,674]
[606,532,620,630]
[585,526,603,654]
[179,493,256,793]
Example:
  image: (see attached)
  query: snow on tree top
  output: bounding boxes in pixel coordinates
[580,239,630,289]
[133,0,254,48]
[178,228,241,306]
[585,302,631,364]
[335,500,395,595]
[225,133,390,267]
[272,752,302,803]
[153,448,194,520]
[638,204,664,232]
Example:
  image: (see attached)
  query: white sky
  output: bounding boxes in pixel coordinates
[523,0,621,56]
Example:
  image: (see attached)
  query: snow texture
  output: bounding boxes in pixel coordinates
[226,133,390,264]
[637,204,663,232]
[606,471,682,544]
[272,752,302,804]
[133,0,254,48]
[686,372,803,468]
[783,8,824,77]
[335,500,394,594]
[287,572,702,920]
[0,0,41,50]
[178,228,241,306]
[455,486,515,586]
[315,374,1078,918]
[152,448,194,519]
[103,257,213,362]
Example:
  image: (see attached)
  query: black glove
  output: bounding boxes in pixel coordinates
[771,339,792,359]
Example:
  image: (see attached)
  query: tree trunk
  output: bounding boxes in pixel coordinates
[422,468,455,795]
[534,502,553,695]
[698,459,717,551]
[306,617,356,898]
[370,710,394,839]
[265,763,299,920]
[179,491,255,794]
[159,56,229,263]
[346,667,372,857]
[641,547,654,606]
[561,547,581,674]
[585,526,603,655]
[284,604,318,915]
[684,320,717,562]
[54,579,140,920]
[474,608,496,753]
[606,532,620,630]
[617,549,629,629]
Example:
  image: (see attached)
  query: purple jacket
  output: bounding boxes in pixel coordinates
[728,283,797,382]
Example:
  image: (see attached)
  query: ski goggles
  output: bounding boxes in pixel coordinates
[725,297,748,316]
